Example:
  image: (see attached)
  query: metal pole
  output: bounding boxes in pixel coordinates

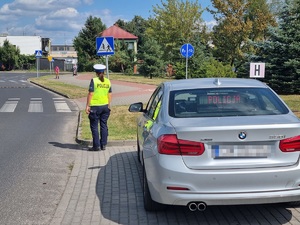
[186,57,188,79]
[106,55,109,79]
[38,58,40,77]
[186,44,188,79]
[36,58,40,78]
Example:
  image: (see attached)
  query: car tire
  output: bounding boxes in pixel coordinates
[143,165,167,211]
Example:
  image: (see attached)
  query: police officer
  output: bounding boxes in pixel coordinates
[85,64,112,151]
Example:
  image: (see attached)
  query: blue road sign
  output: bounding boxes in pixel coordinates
[180,43,194,58]
[96,37,114,56]
[35,50,43,58]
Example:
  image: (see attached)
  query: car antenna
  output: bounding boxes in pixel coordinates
[213,78,221,86]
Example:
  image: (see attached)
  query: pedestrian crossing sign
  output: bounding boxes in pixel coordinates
[35,50,43,58]
[96,37,114,56]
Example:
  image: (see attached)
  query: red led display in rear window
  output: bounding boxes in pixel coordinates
[207,95,241,104]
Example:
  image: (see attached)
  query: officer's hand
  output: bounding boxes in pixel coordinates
[85,106,90,114]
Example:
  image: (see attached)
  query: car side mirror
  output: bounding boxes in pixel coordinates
[128,102,144,112]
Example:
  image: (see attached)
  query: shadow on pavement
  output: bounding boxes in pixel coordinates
[48,141,82,150]
[96,151,294,225]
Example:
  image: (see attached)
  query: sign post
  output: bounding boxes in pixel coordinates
[35,50,42,77]
[47,55,53,74]
[96,36,114,79]
[180,43,194,79]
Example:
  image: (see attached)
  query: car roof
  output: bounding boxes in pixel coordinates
[163,78,268,91]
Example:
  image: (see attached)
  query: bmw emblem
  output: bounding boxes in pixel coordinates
[238,131,247,140]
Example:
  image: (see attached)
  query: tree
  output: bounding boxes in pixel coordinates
[115,16,148,48]
[175,34,216,79]
[138,38,165,78]
[247,0,277,41]
[254,0,300,94]
[174,35,236,79]
[0,40,21,70]
[109,40,132,73]
[146,0,204,62]
[126,16,148,48]
[114,16,149,74]
[269,0,285,17]
[73,16,106,71]
[210,0,276,71]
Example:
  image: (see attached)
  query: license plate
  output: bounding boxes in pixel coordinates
[212,145,271,158]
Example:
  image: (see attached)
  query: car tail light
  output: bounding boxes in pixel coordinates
[167,186,190,190]
[279,135,300,152]
[157,134,205,155]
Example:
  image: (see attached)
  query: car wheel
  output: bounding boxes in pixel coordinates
[143,165,167,211]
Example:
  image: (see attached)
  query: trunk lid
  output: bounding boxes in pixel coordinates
[169,115,300,169]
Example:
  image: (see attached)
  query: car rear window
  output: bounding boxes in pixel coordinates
[169,88,289,118]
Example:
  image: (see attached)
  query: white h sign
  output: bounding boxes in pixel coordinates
[250,63,265,78]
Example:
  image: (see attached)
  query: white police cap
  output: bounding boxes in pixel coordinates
[93,64,106,72]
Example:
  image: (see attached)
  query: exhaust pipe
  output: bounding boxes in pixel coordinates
[188,202,198,211]
[197,202,207,211]
[188,202,207,211]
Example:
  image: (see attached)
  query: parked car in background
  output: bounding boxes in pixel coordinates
[129,78,300,211]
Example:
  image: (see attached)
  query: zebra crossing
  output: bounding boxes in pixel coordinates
[0,97,74,113]
[0,79,28,83]
[0,79,30,88]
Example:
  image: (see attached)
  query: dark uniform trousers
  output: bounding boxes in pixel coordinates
[89,105,111,148]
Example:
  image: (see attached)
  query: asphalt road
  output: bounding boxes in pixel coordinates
[0,72,79,225]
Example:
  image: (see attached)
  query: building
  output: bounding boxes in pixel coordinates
[0,34,77,71]
[50,45,78,71]
[0,35,51,56]
[100,24,138,73]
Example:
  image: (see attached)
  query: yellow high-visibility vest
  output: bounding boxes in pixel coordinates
[90,77,111,106]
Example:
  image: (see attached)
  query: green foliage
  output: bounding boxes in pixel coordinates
[138,38,165,78]
[173,61,186,79]
[252,0,300,94]
[73,16,106,71]
[195,57,236,78]
[17,54,36,70]
[210,0,276,71]
[174,33,233,79]
[175,57,236,79]
[146,0,204,62]
[116,16,148,48]
[0,40,21,70]
[109,40,132,73]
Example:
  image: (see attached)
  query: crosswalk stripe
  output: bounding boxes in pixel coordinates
[0,100,18,112]
[53,98,72,112]
[0,80,27,83]
[0,98,72,113]
[28,98,43,112]
[54,101,72,112]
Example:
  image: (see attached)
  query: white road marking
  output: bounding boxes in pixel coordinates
[0,101,18,112]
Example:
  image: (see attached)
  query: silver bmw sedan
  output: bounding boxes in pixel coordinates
[129,78,300,211]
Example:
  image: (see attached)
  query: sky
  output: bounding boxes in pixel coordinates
[0,0,215,45]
